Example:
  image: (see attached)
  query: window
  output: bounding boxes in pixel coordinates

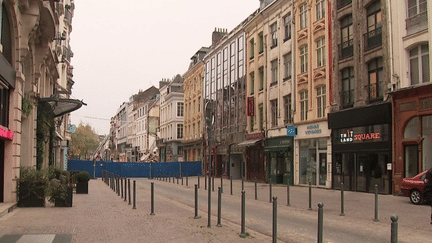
[316,0,325,21]
[300,91,308,121]
[250,72,255,95]
[178,146,184,156]
[365,0,382,51]
[177,102,184,116]
[193,100,196,114]
[317,86,326,118]
[283,94,292,124]
[177,124,184,139]
[410,44,429,85]
[250,116,254,132]
[193,124,196,138]
[198,98,201,112]
[259,32,264,53]
[270,22,278,47]
[342,67,355,107]
[340,15,353,59]
[300,45,308,73]
[270,100,278,127]
[283,52,292,80]
[316,37,325,67]
[250,38,255,59]
[407,0,428,34]
[337,0,352,9]
[284,13,292,40]
[271,59,278,85]
[300,3,308,29]
[368,57,384,101]
[259,66,264,91]
[259,103,264,130]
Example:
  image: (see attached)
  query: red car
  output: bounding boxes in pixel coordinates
[401,170,428,205]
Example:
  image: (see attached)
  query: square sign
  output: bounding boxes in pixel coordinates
[287,126,297,136]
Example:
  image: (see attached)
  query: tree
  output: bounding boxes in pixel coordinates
[70,123,99,160]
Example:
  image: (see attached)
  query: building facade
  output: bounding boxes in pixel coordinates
[328,0,392,194]
[244,0,295,184]
[183,47,209,162]
[0,0,82,203]
[158,76,184,162]
[203,26,248,179]
[389,0,430,193]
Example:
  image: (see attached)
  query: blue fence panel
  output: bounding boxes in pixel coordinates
[120,163,150,177]
[180,161,202,177]
[68,160,203,178]
[67,160,94,177]
[151,162,180,178]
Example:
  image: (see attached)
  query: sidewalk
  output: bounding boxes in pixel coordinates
[0,179,272,243]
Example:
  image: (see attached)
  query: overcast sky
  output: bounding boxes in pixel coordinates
[69,0,259,135]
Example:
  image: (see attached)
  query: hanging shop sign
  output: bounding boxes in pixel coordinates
[247,97,254,116]
[0,126,14,140]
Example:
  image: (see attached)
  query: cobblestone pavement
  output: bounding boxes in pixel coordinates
[0,179,272,243]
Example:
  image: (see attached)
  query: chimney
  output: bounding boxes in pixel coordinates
[212,27,227,46]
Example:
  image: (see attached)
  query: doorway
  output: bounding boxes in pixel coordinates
[404,144,419,178]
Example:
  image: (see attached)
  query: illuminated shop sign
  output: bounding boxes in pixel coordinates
[336,124,388,144]
[0,126,14,140]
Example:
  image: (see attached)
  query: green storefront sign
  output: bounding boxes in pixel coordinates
[264,136,294,185]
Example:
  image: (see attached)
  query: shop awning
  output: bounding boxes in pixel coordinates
[236,138,262,147]
[39,97,86,117]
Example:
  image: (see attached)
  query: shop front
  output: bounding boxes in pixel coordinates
[295,121,331,188]
[236,132,265,181]
[328,103,392,194]
[265,136,294,185]
[391,84,432,194]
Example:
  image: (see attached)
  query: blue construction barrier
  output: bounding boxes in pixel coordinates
[67,160,203,178]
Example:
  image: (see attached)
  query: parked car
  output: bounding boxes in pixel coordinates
[401,170,428,205]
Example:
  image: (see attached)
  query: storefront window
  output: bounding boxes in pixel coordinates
[404,117,419,138]
[422,115,432,170]
[299,139,327,186]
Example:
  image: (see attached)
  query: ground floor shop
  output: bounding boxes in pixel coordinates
[265,136,293,185]
[295,121,331,188]
[328,103,392,194]
[391,84,432,194]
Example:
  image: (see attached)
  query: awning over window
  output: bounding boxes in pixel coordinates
[39,97,86,117]
[235,138,263,147]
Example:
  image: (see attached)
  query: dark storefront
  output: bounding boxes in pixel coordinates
[329,103,392,194]
[265,136,294,185]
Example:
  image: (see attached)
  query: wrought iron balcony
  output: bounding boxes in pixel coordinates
[364,27,382,51]
[337,0,352,10]
[338,39,354,60]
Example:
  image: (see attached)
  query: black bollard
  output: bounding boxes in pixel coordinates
[198,175,200,189]
[177,176,179,185]
[220,176,223,194]
[182,174,184,185]
[186,173,188,187]
[255,177,257,200]
[169,173,171,183]
[240,190,246,237]
[308,181,312,210]
[230,176,233,195]
[340,183,345,216]
[194,184,199,219]
[273,197,277,243]
[133,180,136,209]
[287,179,290,206]
[374,184,379,221]
[121,177,123,198]
[217,187,222,227]
[318,202,324,243]
[128,179,131,205]
[124,177,127,202]
[391,215,398,243]
[205,174,207,190]
[117,176,120,196]
[150,182,155,215]
[269,178,273,203]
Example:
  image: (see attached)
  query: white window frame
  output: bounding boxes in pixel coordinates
[316,37,326,67]
[317,86,326,118]
[316,0,325,21]
[300,91,308,121]
[300,3,308,29]
[300,45,308,73]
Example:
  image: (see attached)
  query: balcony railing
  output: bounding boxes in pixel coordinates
[338,39,354,60]
[337,0,352,10]
[364,27,382,51]
[406,11,428,35]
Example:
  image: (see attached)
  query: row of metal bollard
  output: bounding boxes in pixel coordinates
[101,171,137,210]
[153,173,400,243]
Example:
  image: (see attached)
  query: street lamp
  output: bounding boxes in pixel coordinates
[205,100,214,227]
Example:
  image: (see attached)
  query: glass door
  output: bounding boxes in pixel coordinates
[318,152,327,186]
[356,154,368,192]
[404,144,419,178]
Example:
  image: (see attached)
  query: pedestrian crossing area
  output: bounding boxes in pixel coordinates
[0,234,72,243]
